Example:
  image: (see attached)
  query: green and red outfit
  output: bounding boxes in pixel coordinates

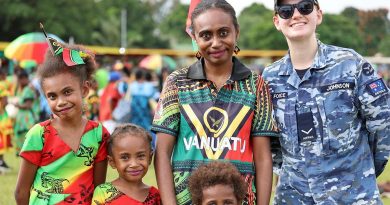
[20,120,109,205]
[92,183,161,205]
[152,57,278,205]
[14,85,38,154]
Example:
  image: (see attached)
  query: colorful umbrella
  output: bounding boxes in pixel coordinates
[139,54,177,72]
[4,32,63,64]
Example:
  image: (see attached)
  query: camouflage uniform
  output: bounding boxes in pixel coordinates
[263,41,390,204]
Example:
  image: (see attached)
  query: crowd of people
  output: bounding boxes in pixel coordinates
[0,0,389,204]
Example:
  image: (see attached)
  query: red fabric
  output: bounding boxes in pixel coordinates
[185,0,202,37]
[62,48,77,66]
[99,82,121,121]
[107,187,161,205]
[95,126,110,163]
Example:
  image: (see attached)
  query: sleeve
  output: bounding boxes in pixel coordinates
[151,73,180,137]
[91,185,107,205]
[94,124,110,163]
[19,124,44,165]
[21,86,35,102]
[251,75,279,137]
[357,60,390,176]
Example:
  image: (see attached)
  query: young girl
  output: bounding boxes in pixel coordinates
[0,75,13,173]
[13,70,39,155]
[188,161,247,205]
[152,0,278,204]
[92,123,161,205]
[264,0,390,203]
[14,42,109,205]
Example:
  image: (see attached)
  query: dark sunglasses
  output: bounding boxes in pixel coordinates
[276,0,317,19]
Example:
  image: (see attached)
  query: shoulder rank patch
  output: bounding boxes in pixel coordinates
[367,79,388,97]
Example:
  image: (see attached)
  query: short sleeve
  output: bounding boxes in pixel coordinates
[94,124,109,163]
[151,73,180,137]
[251,75,279,137]
[22,86,35,102]
[19,124,44,165]
[91,184,107,205]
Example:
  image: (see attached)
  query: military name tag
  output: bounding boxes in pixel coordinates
[297,112,317,143]
[321,82,355,93]
[272,92,287,102]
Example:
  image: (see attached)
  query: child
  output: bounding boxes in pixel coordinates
[14,41,109,204]
[13,70,39,155]
[92,123,161,205]
[0,80,13,173]
[188,161,247,205]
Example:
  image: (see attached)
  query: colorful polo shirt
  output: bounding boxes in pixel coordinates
[92,183,161,205]
[152,57,278,205]
[20,120,110,205]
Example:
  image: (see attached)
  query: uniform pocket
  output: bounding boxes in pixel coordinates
[319,89,358,155]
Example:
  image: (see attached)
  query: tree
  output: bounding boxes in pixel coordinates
[159,3,190,46]
[238,3,287,50]
[379,35,390,56]
[317,14,364,54]
[356,9,389,55]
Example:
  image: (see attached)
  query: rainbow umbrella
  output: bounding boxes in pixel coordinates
[4,32,63,64]
[139,54,177,72]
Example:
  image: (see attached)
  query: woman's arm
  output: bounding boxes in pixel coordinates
[154,133,177,205]
[15,159,38,205]
[253,136,273,205]
[93,160,108,187]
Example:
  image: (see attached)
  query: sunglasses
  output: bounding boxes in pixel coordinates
[276,0,317,19]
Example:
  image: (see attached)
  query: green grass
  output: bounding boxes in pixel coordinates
[1,150,390,204]
[0,150,156,205]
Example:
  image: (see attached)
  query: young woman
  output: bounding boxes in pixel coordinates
[152,1,278,204]
[263,0,390,204]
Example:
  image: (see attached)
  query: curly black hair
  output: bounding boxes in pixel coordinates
[188,161,247,205]
[38,43,96,85]
[108,123,153,156]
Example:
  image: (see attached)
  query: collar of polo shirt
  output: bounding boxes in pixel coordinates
[187,56,252,81]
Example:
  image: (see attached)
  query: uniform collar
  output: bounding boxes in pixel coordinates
[278,40,329,76]
[187,56,251,81]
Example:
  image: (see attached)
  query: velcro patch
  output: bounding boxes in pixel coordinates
[321,82,355,93]
[367,79,388,97]
[297,112,317,143]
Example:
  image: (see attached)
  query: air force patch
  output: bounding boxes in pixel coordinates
[367,79,388,97]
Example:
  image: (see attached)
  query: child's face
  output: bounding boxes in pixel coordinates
[201,184,239,205]
[42,72,89,120]
[108,135,152,184]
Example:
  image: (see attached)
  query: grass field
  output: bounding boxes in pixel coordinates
[1,150,390,204]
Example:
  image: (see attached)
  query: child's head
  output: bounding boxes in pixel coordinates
[38,43,96,89]
[188,161,247,205]
[17,69,30,87]
[38,44,96,119]
[108,123,153,183]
